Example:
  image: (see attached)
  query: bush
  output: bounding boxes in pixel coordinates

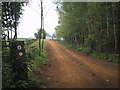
[2,62,14,88]
[91,52,119,63]
[26,40,48,71]
[76,46,91,55]
[25,40,48,88]
[25,39,37,46]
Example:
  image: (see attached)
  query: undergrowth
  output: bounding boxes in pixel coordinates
[26,40,48,71]
[2,39,48,88]
[26,40,48,88]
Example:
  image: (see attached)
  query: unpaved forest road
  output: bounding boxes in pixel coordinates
[36,40,119,88]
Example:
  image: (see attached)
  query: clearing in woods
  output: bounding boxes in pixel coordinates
[35,40,118,88]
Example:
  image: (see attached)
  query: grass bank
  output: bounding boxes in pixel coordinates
[26,40,48,88]
[54,40,119,64]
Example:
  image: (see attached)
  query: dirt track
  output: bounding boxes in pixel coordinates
[36,40,119,88]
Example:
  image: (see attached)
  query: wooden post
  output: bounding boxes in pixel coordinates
[39,0,43,55]
[10,41,28,84]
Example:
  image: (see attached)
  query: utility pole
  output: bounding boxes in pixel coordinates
[42,17,44,49]
[41,1,44,49]
[39,0,43,55]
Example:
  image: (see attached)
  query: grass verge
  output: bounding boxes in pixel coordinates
[26,40,48,88]
[54,40,119,64]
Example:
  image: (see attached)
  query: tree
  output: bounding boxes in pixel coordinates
[34,29,47,39]
[34,32,39,39]
[55,2,119,55]
[2,2,27,40]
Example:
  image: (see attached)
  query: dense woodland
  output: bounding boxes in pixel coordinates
[55,2,120,57]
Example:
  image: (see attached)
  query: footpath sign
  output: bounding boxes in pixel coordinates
[10,41,28,82]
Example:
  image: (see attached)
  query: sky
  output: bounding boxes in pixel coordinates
[17,0,59,38]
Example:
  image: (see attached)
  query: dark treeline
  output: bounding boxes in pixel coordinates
[55,2,120,56]
[2,2,27,39]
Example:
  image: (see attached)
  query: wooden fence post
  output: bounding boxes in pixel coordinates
[10,41,28,84]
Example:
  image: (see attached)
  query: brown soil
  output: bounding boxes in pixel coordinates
[35,40,119,88]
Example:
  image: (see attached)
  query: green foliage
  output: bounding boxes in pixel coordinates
[77,47,91,55]
[25,40,48,88]
[34,29,47,39]
[28,72,43,88]
[26,40,48,71]
[17,38,26,41]
[55,2,120,55]
[2,2,27,39]
[2,39,47,88]
[2,43,14,88]
[55,41,119,63]
[91,52,119,63]
[2,62,14,88]
[25,39,37,46]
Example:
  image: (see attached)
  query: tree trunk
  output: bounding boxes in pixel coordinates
[7,29,9,40]
[14,4,17,39]
[11,29,12,39]
[112,3,118,53]
[117,2,120,58]
[106,2,109,38]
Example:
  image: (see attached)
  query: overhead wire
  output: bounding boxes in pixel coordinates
[27,1,41,16]
[27,0,58,38]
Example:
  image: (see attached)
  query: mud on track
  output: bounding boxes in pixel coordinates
[35,40,119,88]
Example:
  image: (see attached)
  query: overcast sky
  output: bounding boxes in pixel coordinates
[17,0,59,38]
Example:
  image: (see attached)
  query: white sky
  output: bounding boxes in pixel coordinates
[17,0,59,38]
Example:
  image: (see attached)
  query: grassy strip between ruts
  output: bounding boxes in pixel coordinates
[54,40,119,64]
[26,40,48,88]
